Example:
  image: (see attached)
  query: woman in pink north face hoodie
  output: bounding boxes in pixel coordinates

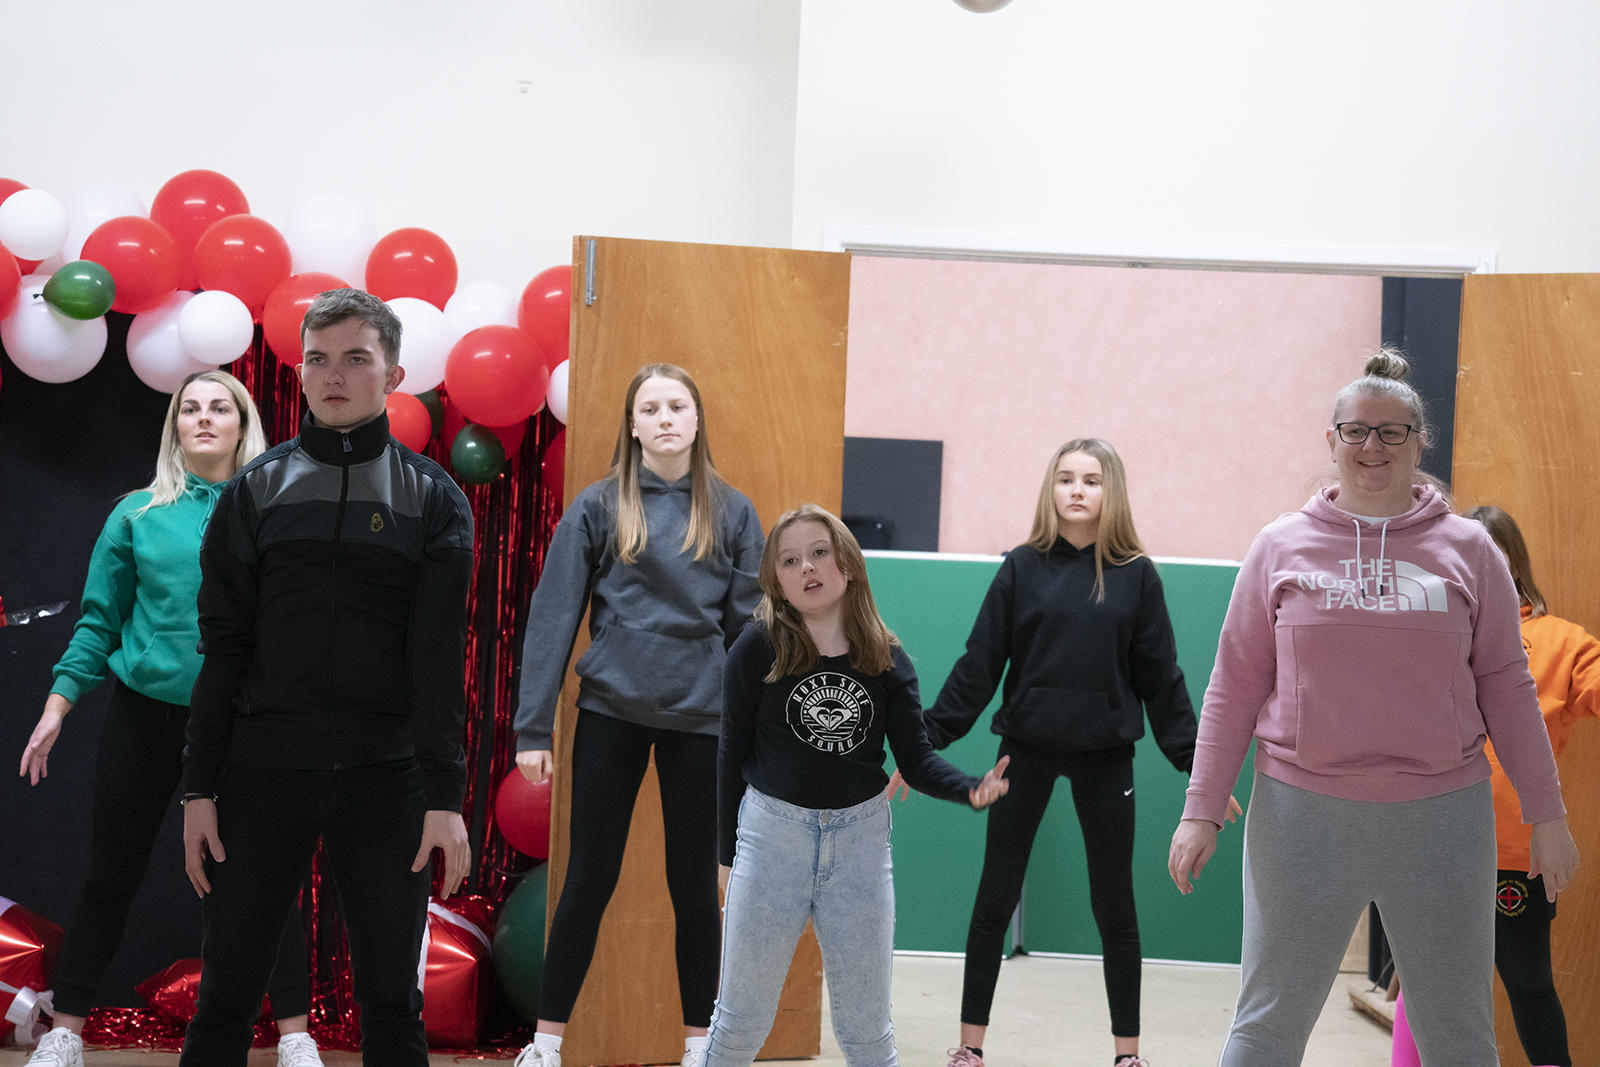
[1167,350,1578,1067]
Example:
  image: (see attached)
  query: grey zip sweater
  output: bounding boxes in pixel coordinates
[515,467,764,750]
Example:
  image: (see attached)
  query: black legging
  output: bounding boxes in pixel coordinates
[961,739,1140,1037]
[1495,870,1569,1066]
[538,709,721,1026]
[52,680,309,1020]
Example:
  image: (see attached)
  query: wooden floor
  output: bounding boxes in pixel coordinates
[0,954,1393,1067]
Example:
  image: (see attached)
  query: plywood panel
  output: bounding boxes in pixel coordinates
[1455,272,1600,1067]
[544,236,850,1066]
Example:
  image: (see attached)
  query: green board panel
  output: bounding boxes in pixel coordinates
[867,554,1253,964]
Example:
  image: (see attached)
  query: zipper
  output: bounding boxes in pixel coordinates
[329,433,352,768]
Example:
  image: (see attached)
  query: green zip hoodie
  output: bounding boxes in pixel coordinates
[51,472,227,707]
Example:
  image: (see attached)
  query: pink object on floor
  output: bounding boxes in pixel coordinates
[1391,991,1421,1067]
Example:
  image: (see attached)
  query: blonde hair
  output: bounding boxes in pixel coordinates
[609,363,727,565]
[1332,347,1430,443]
[1025,438,1146,602]
[1463,505,1547,617]
[134,371,266,515]
[755,504,898,682]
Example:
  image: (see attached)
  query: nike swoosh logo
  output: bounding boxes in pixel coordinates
[1123,787,1134,796]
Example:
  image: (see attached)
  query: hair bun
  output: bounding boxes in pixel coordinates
[1364,348,1411,382]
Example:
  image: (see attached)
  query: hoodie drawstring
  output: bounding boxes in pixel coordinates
[1350,516,1393,595]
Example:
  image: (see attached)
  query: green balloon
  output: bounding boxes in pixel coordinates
[418,390,445,438]
[451,423,507,484]
[491,864,547,1021]
[42,260,116,320]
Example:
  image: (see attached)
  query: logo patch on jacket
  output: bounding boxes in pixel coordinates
[1294,557,1449,613]
[370,512,385,533]
[1496,876,1529,917]
[788,672,874,754]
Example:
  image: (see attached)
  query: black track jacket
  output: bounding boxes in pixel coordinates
[183,412,474,811]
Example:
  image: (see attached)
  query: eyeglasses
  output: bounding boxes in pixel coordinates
[1334,422,1416,446]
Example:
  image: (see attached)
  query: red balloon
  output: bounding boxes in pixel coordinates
[80,216,182,314]
[444,325,549,427]
[262,271,348,367]
[0,178,26,206]
[517,266,571,372]
[150,170,249,291]
[365,227,457,309]
[495,769,552,859]
[441,392,468,447]
[488,419,526,459]
[386,391,433,452]
[540,428,566,500]
[0,241,20,320]
[194,214,291,320]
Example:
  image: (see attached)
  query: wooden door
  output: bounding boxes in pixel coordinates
[545,236,851,1066]
[1454,273,1600,1067]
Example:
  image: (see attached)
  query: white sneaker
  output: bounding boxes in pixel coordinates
[681,1046,708,1067]
[277,1031,326,1067]
[25,1028,83,1067]
[513,1043,562,1067]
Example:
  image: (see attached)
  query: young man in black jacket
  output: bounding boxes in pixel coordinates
[179,288,474,1066]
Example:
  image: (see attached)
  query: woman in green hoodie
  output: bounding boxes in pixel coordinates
[18,371,323,1067]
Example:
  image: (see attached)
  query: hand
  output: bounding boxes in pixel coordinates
[1528,815,1579,901]
[885,770,911,801]
[718,864,732,895]
[1223,795,1243,825]
[516,749,553,783]
[1168,818,1220,895]
[414,810,471,897]
[183,798,224,898]
[20,695,71,785]
[968,754,1011,810]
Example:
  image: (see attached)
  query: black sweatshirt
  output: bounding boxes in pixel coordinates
[719,624,979,866]
[924,538,1197,771]
[184,413,475,812]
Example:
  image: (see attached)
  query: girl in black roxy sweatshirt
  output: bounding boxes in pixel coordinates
[927,439,1230,1067]
[707,504,1009,1067]
[512,365,765,1067]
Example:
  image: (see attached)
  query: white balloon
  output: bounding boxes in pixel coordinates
[443,281,517,337]
[32,253,65,277]
[0,189,69,260]
[285,194,377,287]
[0,275,107,383]
[547,360,569,424]
[60,180,146,262]
[178,289,254,365]
[387,296,453,394]
[128,291,220,392]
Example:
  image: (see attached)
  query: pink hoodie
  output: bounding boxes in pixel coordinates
[1183,485,1565,827]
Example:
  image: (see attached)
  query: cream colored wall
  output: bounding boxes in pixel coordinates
[843,257,1381,560]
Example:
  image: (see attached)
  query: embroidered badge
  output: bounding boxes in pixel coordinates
[787,671,874,755]
[370,512,385,533]
[1496,877,1529,918]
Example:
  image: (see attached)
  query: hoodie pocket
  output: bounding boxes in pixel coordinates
[1292,628,1466,774]
[575,624,723,716]
[1005,687,1128,752]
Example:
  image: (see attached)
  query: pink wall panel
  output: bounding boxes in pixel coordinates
[844,257,1382,561]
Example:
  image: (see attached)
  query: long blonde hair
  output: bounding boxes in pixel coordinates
[609,363,727,564]
[134,371,266,515]
[755,504,898,682]
[1025,438,1146,602]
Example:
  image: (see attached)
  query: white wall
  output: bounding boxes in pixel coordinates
[793,0,1600,273]
[0,0,801,291]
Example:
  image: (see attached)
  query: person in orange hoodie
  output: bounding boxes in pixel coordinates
[1393,504,1596,1067]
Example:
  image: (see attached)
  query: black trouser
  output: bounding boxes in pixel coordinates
[539,710,720,1026]
[51,680,308,1020]
[961,739,1141,1037]
[1495,870,1569,1065]
[180,761,429,1067]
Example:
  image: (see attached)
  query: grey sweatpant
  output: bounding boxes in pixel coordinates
[1220,772,1496,1067]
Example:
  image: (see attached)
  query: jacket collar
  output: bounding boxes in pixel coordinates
[297,411,392,466]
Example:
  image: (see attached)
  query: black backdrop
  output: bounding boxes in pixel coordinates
[0,314,199,1008]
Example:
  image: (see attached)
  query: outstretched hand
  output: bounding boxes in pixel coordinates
[1168,818,1219,895]
[885,770,912,801]
[414,810,471,897]
[20,695,71,785]
[968,754,1010,810]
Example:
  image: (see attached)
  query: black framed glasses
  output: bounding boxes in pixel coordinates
[1335,422,1416,445]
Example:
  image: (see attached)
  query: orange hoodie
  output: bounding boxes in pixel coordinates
[1487,606,1600,870]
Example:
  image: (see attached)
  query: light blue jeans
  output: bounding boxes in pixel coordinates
[705,787,899,1067]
